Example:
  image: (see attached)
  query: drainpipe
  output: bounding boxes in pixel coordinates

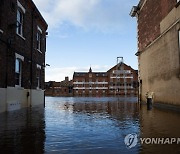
[30,8,35,107]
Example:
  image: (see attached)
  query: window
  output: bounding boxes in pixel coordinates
[16,9,23,36]
[16,1,25,37]
[36,64,41,89]
[37,31,41,51]
[15,58,22,86]
[36,69,41,89]
[37,26,42,51]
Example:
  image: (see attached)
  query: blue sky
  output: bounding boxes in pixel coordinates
[33,0,139,81]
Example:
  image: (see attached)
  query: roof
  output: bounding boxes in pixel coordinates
[30,0,48,29]
[107,62,136,73]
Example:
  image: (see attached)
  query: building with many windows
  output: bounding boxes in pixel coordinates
[131,0,180,107]
[45,77,73,97]
[0,0,48,112]
[73,63,138,97]
[73,67,109,96]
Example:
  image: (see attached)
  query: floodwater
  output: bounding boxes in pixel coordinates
[0,97,180,154]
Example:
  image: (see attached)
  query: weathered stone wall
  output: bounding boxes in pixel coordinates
[139,5,180,105]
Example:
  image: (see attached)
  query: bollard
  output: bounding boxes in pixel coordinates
[146,92,154,110]
[147,97,152,110]
[27,91,30,97]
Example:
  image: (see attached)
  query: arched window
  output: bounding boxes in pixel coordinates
[16,1,25,36]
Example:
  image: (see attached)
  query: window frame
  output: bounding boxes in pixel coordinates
[15,58,22,87]
[37,26,43,53]
[16,9,23,36]
[36,64,42,89]
[16,1,25,38]
[15,53,24,87]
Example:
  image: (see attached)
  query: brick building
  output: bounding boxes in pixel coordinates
[131,0,180,106]
[45,77,73,97]
[73,67,108,96]
[73,63,138,96]
[0,0,48,112]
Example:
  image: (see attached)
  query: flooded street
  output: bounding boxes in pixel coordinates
[0,97,180,153]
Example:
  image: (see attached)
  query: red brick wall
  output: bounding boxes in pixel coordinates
[73,72,108,96]
[73,64,138,96]
[138,0,177,51]
[0,0,47,89]
[45,81,73,96]
[107,64,138,95]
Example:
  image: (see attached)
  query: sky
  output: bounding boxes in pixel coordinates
[33,0,139,81]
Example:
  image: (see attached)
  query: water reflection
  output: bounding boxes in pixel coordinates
[0,105,45,153]
[139,105,180,154]
[0,97,180,153]
[45,97,140,154]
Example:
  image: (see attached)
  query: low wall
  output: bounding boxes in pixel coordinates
[0,87,44,113]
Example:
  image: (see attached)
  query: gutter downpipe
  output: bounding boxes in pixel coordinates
[30,8,35,107]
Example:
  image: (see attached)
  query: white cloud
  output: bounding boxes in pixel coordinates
[45,65,110,82]
[33,0,135,32]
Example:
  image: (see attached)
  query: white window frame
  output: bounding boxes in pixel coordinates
[15,53,24,87]
[37,26,42,52]
[36,64,41,89]
[16,1,25,38]
[0,29,3,34]
[17,1,26,13]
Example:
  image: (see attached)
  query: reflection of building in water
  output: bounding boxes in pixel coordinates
[45,77,73,96]
[140,105,180,153]
[0,105,45,153]
[73,63,138,97]
[0,0,48,113]
[64,101,140,121]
